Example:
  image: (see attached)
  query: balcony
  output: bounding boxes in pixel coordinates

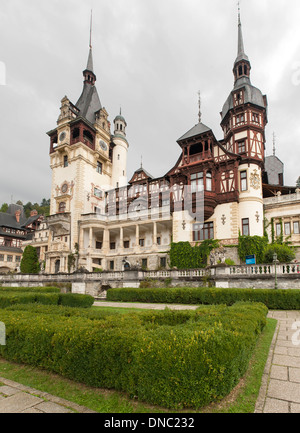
[47,213,71,236]
[184,191,218,221]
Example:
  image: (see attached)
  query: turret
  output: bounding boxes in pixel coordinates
[111,110,129,188]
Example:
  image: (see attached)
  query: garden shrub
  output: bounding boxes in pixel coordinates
[106,287,300,310]
[0,302,267,409]
[0,292,94,309]
[0,287,60,293]
[58,293,94,308]
[169,240,219,269]
[263,243,295,264]
[238,235,268,264]
[20,246,40,274]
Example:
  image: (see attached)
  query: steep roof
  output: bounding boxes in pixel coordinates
[75,47,102,124]
[76,84,102,124]
[177,122,212,142]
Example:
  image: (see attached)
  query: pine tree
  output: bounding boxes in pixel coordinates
[20,246,40,274]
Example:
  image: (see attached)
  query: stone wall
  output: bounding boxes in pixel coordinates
[0,263,300,297]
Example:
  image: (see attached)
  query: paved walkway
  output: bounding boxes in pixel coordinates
[0,302,299,413]
[0,377,96,413]
[255,310,300,413]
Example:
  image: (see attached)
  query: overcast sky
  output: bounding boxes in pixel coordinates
[1,0,300,206]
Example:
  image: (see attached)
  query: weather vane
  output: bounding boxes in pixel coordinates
[89,9,93,49]
[198,91,202,123]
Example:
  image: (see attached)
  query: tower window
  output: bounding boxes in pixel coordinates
[64,155,68,167]
[240,171,247,191]
[206,171,212,191]
[72,128,80,141]
[97,161,103,174]
[242,218,250,236]
[58,202,66,213]
[83,129,94,144]
[238,141,246,153]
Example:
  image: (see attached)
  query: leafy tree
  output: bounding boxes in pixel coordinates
[0,203,8,213]
[263,243,295,264]
[296,176,300,188]
[20,246,40,274]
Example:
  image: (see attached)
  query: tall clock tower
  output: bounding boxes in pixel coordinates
[45,42,128,273]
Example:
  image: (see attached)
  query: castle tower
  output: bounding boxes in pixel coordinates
[221,10,268,237]
[45,26,121,273]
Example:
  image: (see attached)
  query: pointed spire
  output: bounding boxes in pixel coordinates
[89,9,93,49]
[86,10,94,72]
[235,3,249,64]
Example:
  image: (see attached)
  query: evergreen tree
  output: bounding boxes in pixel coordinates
[20,246,40,274]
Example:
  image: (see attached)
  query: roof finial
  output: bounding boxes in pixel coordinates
[89,9,93,49]
[238,1,241,25]
[198,91,202,123]
[141,155,143,169]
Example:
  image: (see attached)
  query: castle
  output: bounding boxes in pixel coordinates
[22,11,299,274]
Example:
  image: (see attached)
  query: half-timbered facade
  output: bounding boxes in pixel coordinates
[39,12,297,273]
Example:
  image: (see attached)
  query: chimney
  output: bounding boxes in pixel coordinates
[15,210,21,223]
[30,210,38,217]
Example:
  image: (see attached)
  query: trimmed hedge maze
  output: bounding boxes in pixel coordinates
[0,299,267,409]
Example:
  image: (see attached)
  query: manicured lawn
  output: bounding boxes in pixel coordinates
[0,306,277,413]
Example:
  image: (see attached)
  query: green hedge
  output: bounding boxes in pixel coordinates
[106,287,300,310]
[0,292,94,309]
[0,287,60,293]
[0,302,267,409]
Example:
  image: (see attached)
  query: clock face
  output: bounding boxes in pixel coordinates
[100,140,107,151]
[59,132,66,142]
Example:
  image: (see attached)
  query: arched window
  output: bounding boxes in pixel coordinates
[206,172,212,191]
[58,202,66,213]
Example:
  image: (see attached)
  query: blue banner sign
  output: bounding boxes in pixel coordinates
[246,255,256,265]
